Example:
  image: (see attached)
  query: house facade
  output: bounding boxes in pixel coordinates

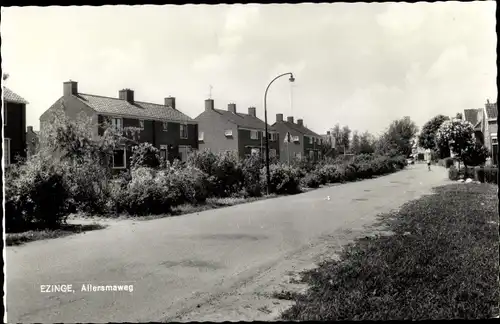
[3,87,28,166]
[39,81,198,169]
[272,114,324,163]
[464,99,497,165]
[195,100,280,160]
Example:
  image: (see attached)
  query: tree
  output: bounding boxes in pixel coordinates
[351,131,360,154]
[436,119,475,169]
[359,131,375,154]
[331,124,342,151]
[418,114,450,151]
[380,116,419,157]
[455,112,463,120]
[340,126,351,153]
[462,142,489,167]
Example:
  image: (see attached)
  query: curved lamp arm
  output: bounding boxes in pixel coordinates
[264,72,295,100]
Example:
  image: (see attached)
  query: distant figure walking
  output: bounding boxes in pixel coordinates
[427,157,431,171]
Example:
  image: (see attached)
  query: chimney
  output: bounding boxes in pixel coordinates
[63,80,78,96]
[297,119,303,126]
[276,113,283,122]
[327,131,331,135]
[165,96,176,109]
[287,116,294,123]
[119,89,134,104]
[205,99,214,111]
[27,126,33,132]
[228,103,236,114]
[248,107,256,117]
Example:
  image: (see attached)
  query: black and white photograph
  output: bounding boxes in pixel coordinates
[2,1,499,322]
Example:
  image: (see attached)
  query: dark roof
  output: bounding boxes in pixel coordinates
[213,109,274,130]
[274,121,321,137]
[485,102,497,119]
[3,87,29,104]
[463,108,479,125]
[76,93,194,122]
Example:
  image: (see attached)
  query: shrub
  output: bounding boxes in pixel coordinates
[163,166,210,205]
[317,164,343,183]
[241,155,263,197]
[475,167,498,184]
[448,165,460,181]
[262,163,301,195]
[130,142,161,169]
[301,173,321,189]
[5,155,71,232]
[444,157,455,169]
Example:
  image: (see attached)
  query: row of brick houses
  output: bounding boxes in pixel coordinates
[4,80,331,169]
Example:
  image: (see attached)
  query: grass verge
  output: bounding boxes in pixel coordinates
[279,183,499,320]
[6,223,107,247]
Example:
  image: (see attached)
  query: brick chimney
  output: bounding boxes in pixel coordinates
[165,96,176,109]
[27,126,33,132]
[228,103,236,114]
[287,116,294,123]
[248,107,256,117]
[63,80,78,96]
[205,99,214,111]
[297,119,303,126]
[119,89,134,104]
[327,131,331,135]
[276,113,284,122]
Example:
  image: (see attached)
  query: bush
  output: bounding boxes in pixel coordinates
[5,156,71,232]
[130,142,161,169]
[301,173,321,189]
[262,163,301,195]
[241,155,263,197]
[162,166,210,205]
[317,164,343,184]
[448,165,460,181]
[444,157,455,169]
[475,167,498,184]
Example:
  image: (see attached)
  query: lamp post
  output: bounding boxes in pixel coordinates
[264,72,295,195]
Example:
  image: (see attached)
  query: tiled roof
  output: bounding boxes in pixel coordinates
[214,109,275,130]
[3,87,29,104]
[485,102,498,119]
[463,108,479,125]
[277,121,321,137]
[76,93,194,122]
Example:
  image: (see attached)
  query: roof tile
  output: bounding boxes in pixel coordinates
[3,87,29,104]
[213,109,275,130]
[76,93,194,122]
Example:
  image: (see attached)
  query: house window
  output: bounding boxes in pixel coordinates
[309,150,314,159]
[4,138,11,166]
[198,131,204,141]
[163,122,168,131]
[251,148,260,156]
[160,145,168,161]
[268,132,278,141]
[224,129,233,137]
[180,124,188,139]
[179,145,191,162]
[111,118,123,131]
[139,120,145,130]
[269,149,277,158]
[292,136,300,142]
[112,147,126,169]
[250,130,259,140]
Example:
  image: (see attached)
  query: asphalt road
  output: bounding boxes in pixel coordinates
[6,164,450,323]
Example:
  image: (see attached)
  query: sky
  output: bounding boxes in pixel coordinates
[1,2,497,136]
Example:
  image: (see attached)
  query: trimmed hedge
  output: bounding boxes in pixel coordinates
[475,167,498,184]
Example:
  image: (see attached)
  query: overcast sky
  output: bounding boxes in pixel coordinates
[1,2,497,136]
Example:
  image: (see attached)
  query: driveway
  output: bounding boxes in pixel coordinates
[6,164,450,322]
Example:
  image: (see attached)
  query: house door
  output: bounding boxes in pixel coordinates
[160,145,168,162]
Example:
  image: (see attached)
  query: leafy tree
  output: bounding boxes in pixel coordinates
[379,117,419,157]
[351,131,360,154]
[359,131,375,154]
[436,119,475,169]
[418,115,450,154]
[340,126,351,153]
[462,142,489,167]
[331,124,342,151]
[130,143,161,169]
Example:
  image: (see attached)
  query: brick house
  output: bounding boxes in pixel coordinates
[464,99,497,165]
[272,114,324,163]
[3,87,28,166]
[39,81,198,169]
[26,126,39,158]
[195,99,280,159]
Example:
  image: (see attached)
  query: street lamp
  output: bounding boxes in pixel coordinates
[264,72,295,195]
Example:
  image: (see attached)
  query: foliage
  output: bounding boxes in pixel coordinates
[436,119,475,163]
[448,165,460,181]
[241,154,264,197]
[359,131,376,154]
[351,131,360,154]
[340,125,352,153]
[418,114,450,151]
[5,155,71,232]
[130,142,161,169]
[474,167,498,184]
[461,142,489,167]
[378,116,419,157]
[444,157,455,169]
[262,163,301,195]
[301,173,321,189]
[316,164,343,183]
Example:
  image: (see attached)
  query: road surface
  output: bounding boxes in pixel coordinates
[6,164,450,322]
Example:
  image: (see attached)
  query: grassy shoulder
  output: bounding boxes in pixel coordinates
[6,223,107,247]
[277,183,499,320]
